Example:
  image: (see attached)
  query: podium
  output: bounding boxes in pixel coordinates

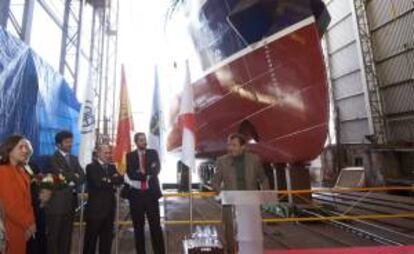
[220,191,278,254]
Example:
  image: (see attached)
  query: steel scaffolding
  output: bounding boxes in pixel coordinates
[352,0,388,144]
[0,0,11,28]
[88,0,119,143]
[59,0,84,92]
[2,0,34,43]
[2,0,119,142]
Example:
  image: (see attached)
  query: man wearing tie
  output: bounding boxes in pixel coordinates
[45,130,85,254]
[83,144,123,254]
[125,132,165,254]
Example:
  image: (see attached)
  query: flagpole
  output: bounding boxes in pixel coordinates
[189,162,193,235]
[78,186,86,254]
[114,187,121,254]
[179,60,196,237]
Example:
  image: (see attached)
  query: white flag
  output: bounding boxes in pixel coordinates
[78,72,96,168]
[178,60,196,172]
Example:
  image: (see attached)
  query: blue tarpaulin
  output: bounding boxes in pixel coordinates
[0,26,80,158]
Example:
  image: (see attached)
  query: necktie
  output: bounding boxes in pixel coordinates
[103,164,109,176]
[139,152,146,173]
[65,154,71,167]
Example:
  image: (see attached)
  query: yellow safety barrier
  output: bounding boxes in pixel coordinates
[76,186,414,200]
[73,186,414,227]
[263,212,414,223]
[278,186,414,195]
[163,220,222,225]
[74,220,222,226]
[160,186,414,198]
[163,192,217,198]
[73,212,414,227]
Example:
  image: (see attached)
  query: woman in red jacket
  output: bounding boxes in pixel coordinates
[0,135,36,254]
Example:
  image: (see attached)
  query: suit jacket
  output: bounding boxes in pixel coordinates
[85,160,123,220]
[126,149,162,199]
[212,152,269,191]
[45,151,86,215]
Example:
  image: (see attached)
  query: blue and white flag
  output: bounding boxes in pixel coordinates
[78,70,96,168]
[148,66,163,158]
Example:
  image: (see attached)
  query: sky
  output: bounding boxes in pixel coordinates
[117,0,167,128]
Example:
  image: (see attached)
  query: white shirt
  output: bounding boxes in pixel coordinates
[59,149,69,158]
[125,149,149,190]
[97,159,106,166]
[58,149,75,186]
[137,149,146,171]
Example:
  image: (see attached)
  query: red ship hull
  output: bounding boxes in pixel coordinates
[167,18,328,163]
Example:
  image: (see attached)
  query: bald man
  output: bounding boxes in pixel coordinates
[83,145,123,254]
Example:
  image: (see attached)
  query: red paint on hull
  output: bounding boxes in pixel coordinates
[168,21,328,163]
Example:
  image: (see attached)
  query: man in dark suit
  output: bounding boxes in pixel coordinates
[125,132,165,254]
[83,144,123,254]
[45,130,85,254]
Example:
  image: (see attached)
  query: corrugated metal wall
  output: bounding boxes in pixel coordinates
[324,0,370,144]
[367,0,414,143]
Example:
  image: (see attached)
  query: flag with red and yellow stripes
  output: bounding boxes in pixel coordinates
[113,64,134,174]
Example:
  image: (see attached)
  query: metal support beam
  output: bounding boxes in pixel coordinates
[36,0,89,62]
[59,0,71,75]
[111,0,120,141]
[89,8,97,67]
[103,3,111,137]
[0,0,11,28]
[56,0,85,93]
[96,8,106,137]
[73,0,84,92]
[21,0,35,43]
[351,0,388,144]
[36,0,64,29]
[7,11,21,35]
[103,0,120,139]
[82,2,118,141]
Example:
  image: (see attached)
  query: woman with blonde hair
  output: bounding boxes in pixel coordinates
[0,135,36,254]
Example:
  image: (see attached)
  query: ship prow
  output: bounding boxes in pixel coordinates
[166,0,330,163]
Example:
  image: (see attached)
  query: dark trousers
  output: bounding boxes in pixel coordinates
[223,205,236,254]
[27,208,47,254]
[129,190,165,254]
[46,213,74,254]
[83,211,114,254]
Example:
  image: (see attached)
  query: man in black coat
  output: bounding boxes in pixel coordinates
[125,132,165,254]
[45,130,85,254]
[83,144,123,254]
